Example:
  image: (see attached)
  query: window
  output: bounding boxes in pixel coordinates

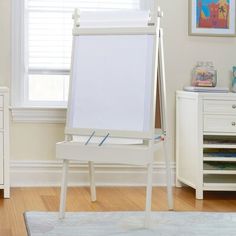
[12,0,141,115]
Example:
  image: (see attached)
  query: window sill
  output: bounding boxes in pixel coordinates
[11,107,67,123]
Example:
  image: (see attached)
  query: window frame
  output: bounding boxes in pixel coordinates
[11,0,144,123]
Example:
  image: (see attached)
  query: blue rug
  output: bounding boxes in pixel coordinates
[24,211,236,236]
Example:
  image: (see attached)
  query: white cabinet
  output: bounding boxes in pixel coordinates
[176,91,236,199]
[0,88,9,198]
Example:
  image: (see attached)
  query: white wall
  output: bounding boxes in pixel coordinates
[1,0,236,163]
[0,0,11,87]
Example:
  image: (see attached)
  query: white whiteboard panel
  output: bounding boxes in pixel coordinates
[68,35,154,132]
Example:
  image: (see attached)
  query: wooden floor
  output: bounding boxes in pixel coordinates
[1,187,236,236]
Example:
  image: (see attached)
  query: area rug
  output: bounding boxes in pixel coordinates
[24,211,236,236]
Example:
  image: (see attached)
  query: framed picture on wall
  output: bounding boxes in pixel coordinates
[189,0,236,36]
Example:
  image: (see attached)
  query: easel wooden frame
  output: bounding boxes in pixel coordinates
[57,1,173,228]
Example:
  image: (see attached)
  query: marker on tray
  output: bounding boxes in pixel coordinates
[98,133,110,146]
[85,131,95,145]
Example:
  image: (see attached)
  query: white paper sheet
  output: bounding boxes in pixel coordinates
[79,10,150,27]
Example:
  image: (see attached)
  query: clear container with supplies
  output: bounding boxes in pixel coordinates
[191,61,217,87]
[232,66,236,93]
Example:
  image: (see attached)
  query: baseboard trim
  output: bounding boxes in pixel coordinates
[10,160,176,187]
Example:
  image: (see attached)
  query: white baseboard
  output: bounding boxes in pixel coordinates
[10,160,176,187]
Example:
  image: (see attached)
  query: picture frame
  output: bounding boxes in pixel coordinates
[189,0,236,36]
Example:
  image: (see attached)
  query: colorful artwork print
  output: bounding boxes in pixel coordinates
[196,0,230,29]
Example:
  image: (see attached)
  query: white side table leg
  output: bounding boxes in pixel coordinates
[176,179,183,188]
[196,188,203,200]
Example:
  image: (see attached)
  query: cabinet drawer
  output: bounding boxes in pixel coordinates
[0,111,3,129]
[204,100,236,114]
[204,115,236,133]
[0,96,3,108]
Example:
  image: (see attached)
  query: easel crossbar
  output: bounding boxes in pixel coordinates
[64,128,154,140]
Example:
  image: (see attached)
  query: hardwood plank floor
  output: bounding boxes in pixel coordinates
[1,187,236,236]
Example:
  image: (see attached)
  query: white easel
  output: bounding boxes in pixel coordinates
[57,1,173,227]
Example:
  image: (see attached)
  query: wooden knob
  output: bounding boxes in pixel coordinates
[232,122,236,126]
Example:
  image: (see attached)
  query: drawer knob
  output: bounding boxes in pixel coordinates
[232,122,236,126]
[232,104,236,109]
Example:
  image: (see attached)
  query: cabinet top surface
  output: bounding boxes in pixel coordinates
[176,90,236,99]
[0,87,9,93]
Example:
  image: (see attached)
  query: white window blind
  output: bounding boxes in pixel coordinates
[25,0,140,105]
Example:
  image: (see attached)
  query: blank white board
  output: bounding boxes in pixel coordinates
[67,34,155,132]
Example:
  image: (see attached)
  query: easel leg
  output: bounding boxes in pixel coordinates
[89,161,96,202]
[59,159,69,219]
[158,26,174,210]
[144,163,153,228]
[163,140,174,210]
